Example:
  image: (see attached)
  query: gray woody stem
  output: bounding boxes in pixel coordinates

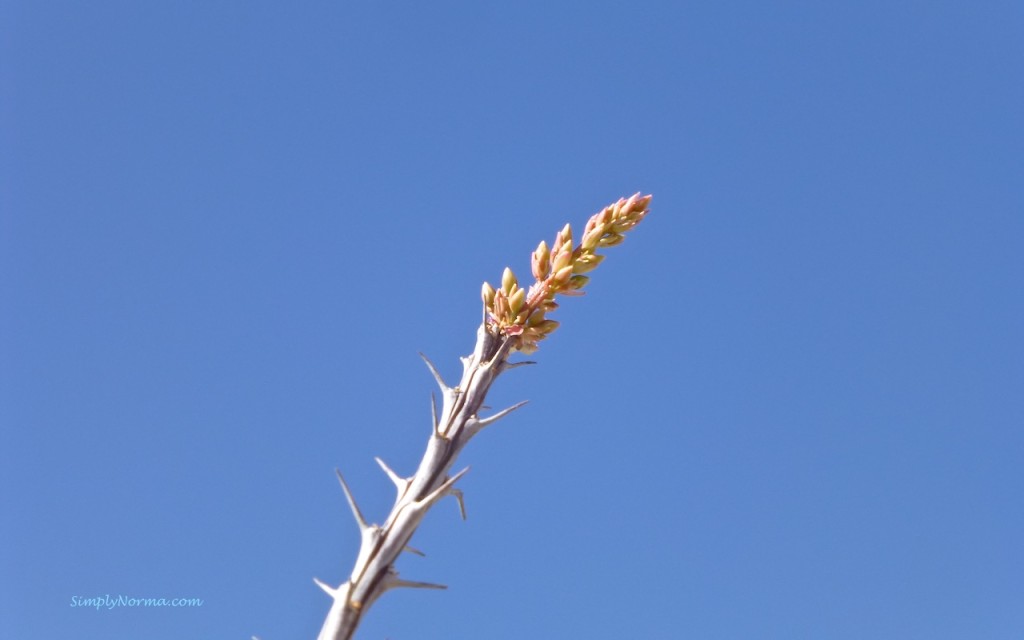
[316,324,527,640]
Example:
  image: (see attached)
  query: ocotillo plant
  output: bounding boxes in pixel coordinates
[315,193,652,640]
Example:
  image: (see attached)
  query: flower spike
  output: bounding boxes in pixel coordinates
[481,193,651,353]
[315,195,651,640]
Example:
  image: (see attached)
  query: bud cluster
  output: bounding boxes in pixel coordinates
[481,193,651,353]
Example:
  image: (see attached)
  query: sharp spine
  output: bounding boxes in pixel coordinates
[418,352,450,392]
[335,469,369,531]
[477,400,529,427]
[430,392,439,430]
[451,487,468,520]
[418,467,470,510]
[374,456,406,491]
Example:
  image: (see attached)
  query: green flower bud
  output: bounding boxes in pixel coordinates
[571,254,605,274]
[537,319,559,334]
[501,267,517,294]
[568,275,589,290]
[508,287,526,315]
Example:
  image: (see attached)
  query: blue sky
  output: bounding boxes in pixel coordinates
[2,1,1022,638]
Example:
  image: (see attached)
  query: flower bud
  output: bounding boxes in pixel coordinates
[525,308,546,326]
[531,241,551,280]
[598,232,625,247]
[518,340,539,355]
[581,223,606,251]
[552,265,574,286]
[553,224,573,254]
[551,250,572,273]
[481,281,496,306]
[508,287,526,315]
[571,253,605,274]
[612,218,639,234]
[537,319,559,335]
[568,274,589,290]
[492,291,509,319]
[501,267,517,294]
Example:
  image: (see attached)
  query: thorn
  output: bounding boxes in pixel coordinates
[383,569,447,591]
[419,467,470,509]
[430,392,439,430]
[403,545,426,557]
[418,352,450,392]
[313,577,336,597]
[334,469,369,532]
[476,400,529,428]
[316,580,351,605]
[374,456,405,491]
[391,578,447,590]
[451,488,468,520]
[503,360,537,370]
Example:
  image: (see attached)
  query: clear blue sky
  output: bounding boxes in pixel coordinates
[2,1,1022,638]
